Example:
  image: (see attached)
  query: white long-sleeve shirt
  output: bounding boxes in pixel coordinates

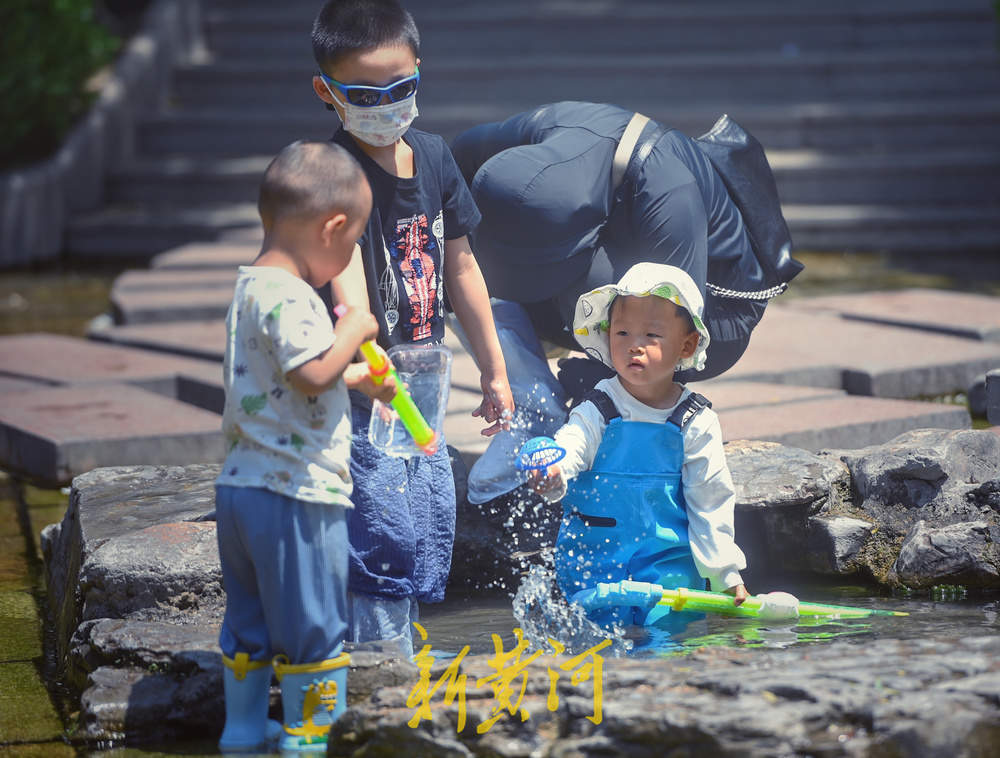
[547,377,746,591]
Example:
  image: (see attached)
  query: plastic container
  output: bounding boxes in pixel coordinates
[368,343,453,458]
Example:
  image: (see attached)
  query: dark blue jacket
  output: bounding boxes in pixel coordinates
[451,101,798,378]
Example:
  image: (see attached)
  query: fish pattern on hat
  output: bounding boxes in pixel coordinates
[572,262,711,372]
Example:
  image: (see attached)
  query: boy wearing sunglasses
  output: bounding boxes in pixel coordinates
[309,0,514,658]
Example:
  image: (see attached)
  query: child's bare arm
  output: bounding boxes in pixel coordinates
[286,307,379,395]
[443,236,514,436]
[724,584,749,606]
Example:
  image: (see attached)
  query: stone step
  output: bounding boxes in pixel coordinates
[170,49,1000,110]
[150,241,256,270]
[784,289,1000,342]
[717,394,970,452]
[0,383,224,486]
[0,333,222,400]
[136,99,1000,156]
[110,283,234,324]
[782,204,1000,253]
[65,198,1000,260]
[89,319,226,362]
[203,5,995,60]
[722,304,1000,398]
[66,203,259,258]
[113,267,239,291]
[108,148,1000,207]
[771,150,1000,206]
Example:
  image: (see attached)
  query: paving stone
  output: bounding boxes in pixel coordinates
[89,319,226,362]
[113,267,237,292]
[723,304,1000,398]
[149,241,256,270]
[0,333,219,399]
[111,284,234,324]
[174,359,225,414]
[717,394,970,451]
[689,380,846,409]
[786,288,1000,341]
[0,375,48,394]
[0,383,224,485]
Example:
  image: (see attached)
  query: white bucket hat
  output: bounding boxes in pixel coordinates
[573,262,711,372]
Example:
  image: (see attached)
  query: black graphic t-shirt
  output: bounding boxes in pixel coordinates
[330,127,481,347]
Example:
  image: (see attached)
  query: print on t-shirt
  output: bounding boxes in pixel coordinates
[392,211,440,342]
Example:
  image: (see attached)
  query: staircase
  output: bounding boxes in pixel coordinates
[66,0,1000,258]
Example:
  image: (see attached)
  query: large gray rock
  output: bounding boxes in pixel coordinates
[41,464,220,667]
[78,520,223,624]
[725,439,854,579]
[892,520,1000,589]
[326,636,1000,758]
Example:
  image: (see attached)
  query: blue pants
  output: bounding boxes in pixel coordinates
[215,485,348,664]
[346,393,456,603]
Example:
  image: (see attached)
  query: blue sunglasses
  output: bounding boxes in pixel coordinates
[320,67,420,108]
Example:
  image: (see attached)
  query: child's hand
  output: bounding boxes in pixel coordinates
[528,464,562,496]
[343,361,398,403]
[725,584,749,606]
[334,306,379,346]
[473,375,514,437]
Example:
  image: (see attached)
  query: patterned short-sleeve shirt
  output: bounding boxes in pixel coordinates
[216,266,353,507]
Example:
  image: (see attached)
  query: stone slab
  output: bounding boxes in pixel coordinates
[111,284,234,324]
[113,267,237,292]
[723,304,1000,397]
[718,394,970,451]
[785,288,1000,341]
[0,383,224,485]
[89,319,226,362]
[688,380,846,409]
[149,242,256,270]
[0,375,49,394]
[0,333,220,399]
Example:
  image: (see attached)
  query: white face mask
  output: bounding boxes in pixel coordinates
[323,81,418,147]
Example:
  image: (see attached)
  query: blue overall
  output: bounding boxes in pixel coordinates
[554,391,708,628]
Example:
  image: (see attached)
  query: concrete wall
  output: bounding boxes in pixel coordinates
[0,0,204,268]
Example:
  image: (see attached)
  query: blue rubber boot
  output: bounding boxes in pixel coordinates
[273,652,350,754]
[219,653,282,753]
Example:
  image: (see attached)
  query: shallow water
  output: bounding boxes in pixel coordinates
[421,568,1000,659]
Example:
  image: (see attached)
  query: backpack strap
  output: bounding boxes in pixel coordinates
[578,388,621,425]
[667,392,712,429]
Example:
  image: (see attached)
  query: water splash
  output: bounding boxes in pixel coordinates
[512,563,632,657]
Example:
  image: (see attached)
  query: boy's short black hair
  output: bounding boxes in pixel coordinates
[312,0,420,70]
[258,141,367,228]
[609,294,698,335]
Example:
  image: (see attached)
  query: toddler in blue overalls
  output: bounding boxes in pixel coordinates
[530,263,748,628]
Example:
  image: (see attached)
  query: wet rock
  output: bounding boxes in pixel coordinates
[326,636,1000,758]
[41,464,220,664]
[892,520,1000,589]
[79,665,221,744]
[831,429,1000,586]
[79,520,224,624]
[725,440,852,578]
[805,515,876,574]
[66,618,221,694]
